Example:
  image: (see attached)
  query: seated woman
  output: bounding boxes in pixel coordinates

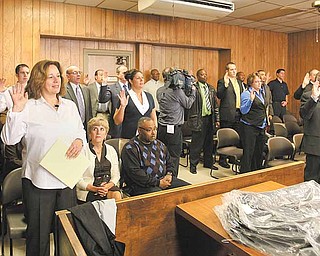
[77,117,122,202]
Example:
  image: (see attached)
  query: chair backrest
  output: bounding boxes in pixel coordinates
[273,123,288,137]
[283,114,298,123]
[216,128,240,149]
[105,138,130,157]
[272,115,283,123]
[285,122,302,137]
[267,137,295,160]
[293,133,303,153]
[1,167,23,205]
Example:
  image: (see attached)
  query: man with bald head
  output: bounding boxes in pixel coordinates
[294,69,319,100]
[64,65,92,129]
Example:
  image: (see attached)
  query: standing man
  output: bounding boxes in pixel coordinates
[300,76,320,182]
[87,69,109,119]
[144,69,164,116]
[99,65,128,138]
[294,69,319,100]
[257,69,274,123]
[217,62,244,168]
[64,66,92,129]
[236,71,247,89]
[268,68,289,120]
[157,67,196,175]
[0,64,30,112]
[187,69,220,174]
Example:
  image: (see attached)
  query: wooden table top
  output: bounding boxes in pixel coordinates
[176,181,286,256]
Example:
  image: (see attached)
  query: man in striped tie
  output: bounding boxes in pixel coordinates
[187,69,220,174]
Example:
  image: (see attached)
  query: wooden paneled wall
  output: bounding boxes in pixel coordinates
[288,30,320,117]
[1,0,288,89]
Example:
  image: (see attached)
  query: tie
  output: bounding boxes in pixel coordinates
[204,85,211,111]
[123,83,128,93]
[76,86,86,123]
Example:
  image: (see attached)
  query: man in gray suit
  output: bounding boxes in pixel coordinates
[300,77,320,182]
[64,65,92,130]
[87,69,109,120]
[99,65,128,138]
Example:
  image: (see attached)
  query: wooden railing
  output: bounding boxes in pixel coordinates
[56,161,305,256]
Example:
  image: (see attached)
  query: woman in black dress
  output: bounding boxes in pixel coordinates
[113,69,157,139]
[77,117,122,202]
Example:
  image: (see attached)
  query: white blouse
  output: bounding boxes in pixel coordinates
[1,96,87,189]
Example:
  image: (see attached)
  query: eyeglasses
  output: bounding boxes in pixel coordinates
[68,71,82,75]
[139,127,157,133]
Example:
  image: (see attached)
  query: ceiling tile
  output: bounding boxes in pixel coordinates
[222,19,253,26]
[232,0,261,9]
[241,21,272,29]
[228,2,279,18]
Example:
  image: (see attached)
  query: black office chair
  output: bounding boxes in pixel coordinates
[285,121,302,141]
[215,128,243,175]
[293,133,305,161]
[1,167,26,256]
[180,122,192,168]
[283,114,298,123]
[273,123,288,137]
[265,137,295,167]
[272,115,283,123]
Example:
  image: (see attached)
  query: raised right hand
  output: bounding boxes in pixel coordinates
[10,83,28,112]
[224,71,229,86]
[117,89,129,108]
[302,73,310,88]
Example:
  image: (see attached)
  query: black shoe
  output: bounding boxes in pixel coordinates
[190,166,197,174]
[219,161,230,169]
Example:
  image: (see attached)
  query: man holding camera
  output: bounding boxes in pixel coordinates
[157,67,196,175]
[188,69,220,174]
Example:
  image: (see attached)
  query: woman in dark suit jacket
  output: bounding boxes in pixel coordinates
[113,69,157,139]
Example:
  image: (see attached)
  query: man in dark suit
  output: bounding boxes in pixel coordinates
[64,65,92,129]
[300,78,320,182]
[99,65,128,138]
[87,69,109,120]
[217,62,244,168]
[187,69,220,174]
[294,69,319,100]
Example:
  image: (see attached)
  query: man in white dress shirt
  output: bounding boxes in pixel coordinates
[144,69,164,116]
[87,69,109,120]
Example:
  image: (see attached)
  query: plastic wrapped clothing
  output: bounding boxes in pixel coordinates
[215,181,320,256]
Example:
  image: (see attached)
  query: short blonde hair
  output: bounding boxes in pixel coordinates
[87,117,110,134]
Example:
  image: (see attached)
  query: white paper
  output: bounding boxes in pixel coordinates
[167,125,174,134]
[40,138,90,189]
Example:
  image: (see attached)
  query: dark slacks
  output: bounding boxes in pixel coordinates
[305,154,320,182]
[157,124,182,176]
[190,115,214,168]
[240,123,266,173]
[272,102,286,120]
[129,176,190,196]
[22,178,77,256]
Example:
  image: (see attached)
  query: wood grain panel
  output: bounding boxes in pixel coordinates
[0,0,288,98]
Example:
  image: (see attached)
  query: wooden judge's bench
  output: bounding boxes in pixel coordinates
[56,161,305,256]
